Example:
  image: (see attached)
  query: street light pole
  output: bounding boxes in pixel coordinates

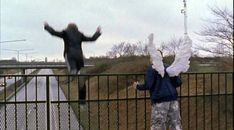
[0,39,26,60]
[0,39,26,43]
[181,0,188,38]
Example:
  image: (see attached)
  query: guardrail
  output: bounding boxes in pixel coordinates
[0,71,233,130]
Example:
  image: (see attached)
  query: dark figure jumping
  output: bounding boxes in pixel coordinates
[44,22,101,104]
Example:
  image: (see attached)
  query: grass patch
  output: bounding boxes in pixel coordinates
[0,69,20,75]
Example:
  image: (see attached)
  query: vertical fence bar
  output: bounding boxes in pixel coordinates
[233,73,234,130]
[57,76,61,130]
[25,76,28,130]
[87,75,91,130]
[195,73,198,130]
[144,74,147,130]
[4,76,7,129]
[203,73,205,130]
[125,75,128,130]
[68,76,71,130]
[224,73,227,130]
[46,76,50,130]
[187,74,190,130]
[117,76,119,130]
[35,76,38,130]
[135,75,138,130]
[217,73,220,130]
[179,74,182,121]
[98,76,100,130]
[14,76,17,129]
[77,75,81,130]
[107,76,110,130]
[211,74,213,130]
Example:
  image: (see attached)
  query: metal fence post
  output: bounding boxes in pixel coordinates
[22,69,26,84]
[46,76,50,130]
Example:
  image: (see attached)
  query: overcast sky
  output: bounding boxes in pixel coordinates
[0,0,233,61]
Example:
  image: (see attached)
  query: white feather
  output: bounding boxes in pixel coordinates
[166,35,192,77]
[148,33,165,77]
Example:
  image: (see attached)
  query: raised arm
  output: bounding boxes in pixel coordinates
[82,26,102,41]
[44,22,64,38]
[133,66,156,91]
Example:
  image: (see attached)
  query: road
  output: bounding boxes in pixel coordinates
[0,69,36,92]
[0,69,81,130]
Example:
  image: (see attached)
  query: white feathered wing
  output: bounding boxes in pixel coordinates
[147,33,165,77]
[166,35,192,77]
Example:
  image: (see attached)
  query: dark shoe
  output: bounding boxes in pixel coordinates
[79,100,87,110]
[79,100,86,105]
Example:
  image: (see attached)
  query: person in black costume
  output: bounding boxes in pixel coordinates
[44,22,101,104]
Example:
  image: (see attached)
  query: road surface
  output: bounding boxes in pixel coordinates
[0,69,36,92]
[0,69,81,130]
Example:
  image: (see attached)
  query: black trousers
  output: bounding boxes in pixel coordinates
[78,73,86,100]
[65,53,86,101]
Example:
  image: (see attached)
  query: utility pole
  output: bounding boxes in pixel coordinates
[181,0,188,38]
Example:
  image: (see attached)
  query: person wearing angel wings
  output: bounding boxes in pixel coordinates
[133,33,192,130]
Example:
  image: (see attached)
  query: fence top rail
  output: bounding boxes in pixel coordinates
[0,64,93,69]
[0,71,233,77]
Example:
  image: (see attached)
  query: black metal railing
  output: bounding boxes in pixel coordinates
[0,71,233,130]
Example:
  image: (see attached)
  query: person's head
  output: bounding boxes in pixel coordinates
[66,23,78,32]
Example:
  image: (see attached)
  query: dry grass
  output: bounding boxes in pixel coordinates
[0,69,19,74]
[178,73,233,96]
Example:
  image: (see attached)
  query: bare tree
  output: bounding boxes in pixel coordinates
[135,41,149,56]
[106,51,117,58]
[198,6,233,57]
[123,43,138,56]
[114,42,126,57]
[159,37,184,57]
[106,42,126,58]
[106,41,149,58]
